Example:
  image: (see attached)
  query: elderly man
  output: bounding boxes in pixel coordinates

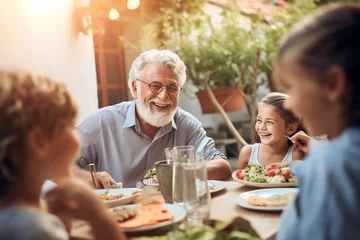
[75,49,232,188]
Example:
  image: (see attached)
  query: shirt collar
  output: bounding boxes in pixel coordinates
[123,101,136,128]
[170,117,177,130]
[123,101,178,131]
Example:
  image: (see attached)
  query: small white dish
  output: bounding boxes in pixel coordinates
[111,203,187,232]
[208,180,226,193]
[235,188,299,211]
[94,188,141,208]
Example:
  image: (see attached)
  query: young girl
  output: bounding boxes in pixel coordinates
[238,92,305,170]
[273,3,360,239]
[0,71,126,240]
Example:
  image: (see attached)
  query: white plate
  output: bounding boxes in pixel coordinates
[139,179,226,193]
[235,188,299,211]
[111,203,187,232]
[232,171,298,188]
[94,188,141,208]
[208,180,226,193]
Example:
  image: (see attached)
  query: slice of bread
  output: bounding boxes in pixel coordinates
[247,192,296,207]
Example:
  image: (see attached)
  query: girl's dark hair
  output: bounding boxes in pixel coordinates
[274,3,360,125]
[260,92,303,135]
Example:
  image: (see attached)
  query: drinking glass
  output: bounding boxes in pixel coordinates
[182,159,211,226]
[172,145,195,206]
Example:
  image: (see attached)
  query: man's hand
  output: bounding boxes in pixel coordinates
[290,131,310,154]
[73,168,116,189]
[91,171,116,189]
[207,158,232,181]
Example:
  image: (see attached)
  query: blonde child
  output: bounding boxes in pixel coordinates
[0,71,126,240]
[272,3,360,239]
[238,92,305,170]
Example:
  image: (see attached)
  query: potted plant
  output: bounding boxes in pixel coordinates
[170,9,279,144]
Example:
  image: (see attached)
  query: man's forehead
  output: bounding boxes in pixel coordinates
[142,63,178,82]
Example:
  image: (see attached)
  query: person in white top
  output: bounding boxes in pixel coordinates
[238,92,305,169]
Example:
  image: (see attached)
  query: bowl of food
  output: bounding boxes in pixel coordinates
[136,168,159,189]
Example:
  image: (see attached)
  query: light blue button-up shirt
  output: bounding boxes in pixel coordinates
[277,126,360,240]
[76,101,226,187]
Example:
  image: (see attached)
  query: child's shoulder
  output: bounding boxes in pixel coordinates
[240,144,254,155]
[238,145,254,169]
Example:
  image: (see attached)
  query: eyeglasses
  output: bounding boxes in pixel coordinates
[136,79,182,95]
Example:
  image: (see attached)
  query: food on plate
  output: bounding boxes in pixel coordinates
[209,185,218,191]
[145,168,156,177]
[99,193,125,201]
[99,189,142,201]
[208,181,219,191]
[144,168,158,185]
[117,201,173,229]
[111,207,137,222]
[132,189,142,195]
[247,192,297,207]
[235,164,297,184]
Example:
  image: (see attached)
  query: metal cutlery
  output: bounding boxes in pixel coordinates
[104,188,110,195]
[283,135,294,144]
[88,163,98,189]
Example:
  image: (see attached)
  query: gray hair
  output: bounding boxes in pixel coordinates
[128,49,187,97]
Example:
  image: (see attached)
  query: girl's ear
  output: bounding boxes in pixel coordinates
[286,123,298,135]
[132,81,138,99]
[325,66,347,103]
[26,127,49,159]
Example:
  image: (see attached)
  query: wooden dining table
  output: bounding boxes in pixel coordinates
[71,181,280,240]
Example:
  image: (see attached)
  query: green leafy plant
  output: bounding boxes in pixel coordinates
[131,217,260,240]
[159,1,320,144]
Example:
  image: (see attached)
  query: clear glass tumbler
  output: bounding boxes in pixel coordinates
[172,145,195,206]
[182,159,211,226]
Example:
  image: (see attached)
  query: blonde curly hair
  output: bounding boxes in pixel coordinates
[0,71,78,192]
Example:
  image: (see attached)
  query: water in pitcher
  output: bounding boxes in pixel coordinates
[172,161,197,206]
[171,145,195,206]
[183,161,211,223]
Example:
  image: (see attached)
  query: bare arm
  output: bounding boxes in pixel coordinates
[207,158,232,181]
[237,145,252,170]
[46,179,127,240]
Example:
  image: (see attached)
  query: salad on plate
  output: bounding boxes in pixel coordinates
[233,164,298,187]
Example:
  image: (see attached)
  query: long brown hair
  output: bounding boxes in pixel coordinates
[274,3,360,126]
[260,92,303,136]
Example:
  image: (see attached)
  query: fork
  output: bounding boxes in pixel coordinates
[208,180,215,188]
[104,188,110,195]
[283,135,294,144]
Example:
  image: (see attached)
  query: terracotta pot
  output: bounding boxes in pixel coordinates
[196,86,243,114]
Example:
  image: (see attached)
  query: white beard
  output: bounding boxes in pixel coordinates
[135,98,176,127]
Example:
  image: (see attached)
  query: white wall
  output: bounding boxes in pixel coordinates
[0,0,98,123]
